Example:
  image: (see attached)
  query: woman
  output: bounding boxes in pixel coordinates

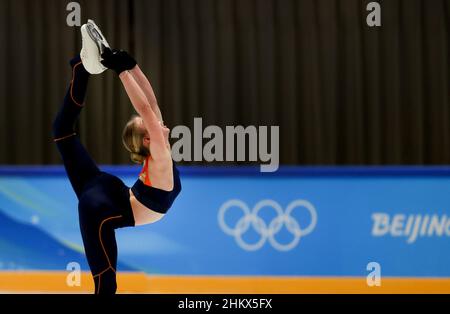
[52,20,181,294]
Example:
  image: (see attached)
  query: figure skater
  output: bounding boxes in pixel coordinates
[52,20,181,294]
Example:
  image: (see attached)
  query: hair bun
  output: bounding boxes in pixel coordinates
[130,152,146,164]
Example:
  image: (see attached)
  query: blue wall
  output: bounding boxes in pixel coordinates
[0,166,449,277]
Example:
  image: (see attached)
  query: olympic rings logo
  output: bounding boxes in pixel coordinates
[218,199,318,252]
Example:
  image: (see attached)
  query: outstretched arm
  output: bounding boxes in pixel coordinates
[119,71,169,161]
[129,66,163,123]
[101,49,164,123]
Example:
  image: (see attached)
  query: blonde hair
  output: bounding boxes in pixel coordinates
[122,115,150,164]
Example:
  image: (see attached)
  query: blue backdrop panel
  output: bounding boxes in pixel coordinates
[0,166,449,277]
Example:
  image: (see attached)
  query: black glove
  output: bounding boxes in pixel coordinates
[101,48,137,75]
